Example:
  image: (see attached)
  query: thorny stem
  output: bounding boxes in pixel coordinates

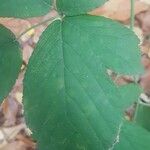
[130,0,135,30]
[17,16,59,40]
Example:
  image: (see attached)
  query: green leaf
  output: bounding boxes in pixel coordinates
[0,25,22,102]
[56,0,107,16]
[24,15,143,150]
[0,0,52,18]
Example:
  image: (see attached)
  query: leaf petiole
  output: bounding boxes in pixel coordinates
[17,16,60,40]
[130,0,135,30]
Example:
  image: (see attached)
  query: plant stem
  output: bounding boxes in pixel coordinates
[130,0,135,30]
[17,16,59,40]
[133,99,140,121]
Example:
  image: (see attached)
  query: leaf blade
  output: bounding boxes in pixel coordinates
[24,16,144,150]
[56,0,107,16]
[0,0,52,18]
[0,25,22,102]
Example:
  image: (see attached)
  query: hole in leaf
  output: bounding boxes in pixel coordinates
[107,69,139,86]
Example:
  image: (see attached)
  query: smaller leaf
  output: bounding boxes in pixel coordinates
[0,0,52,18]
[57,0,107,16]
[0,25,22,102]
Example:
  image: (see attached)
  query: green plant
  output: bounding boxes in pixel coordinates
[0,0,150,150]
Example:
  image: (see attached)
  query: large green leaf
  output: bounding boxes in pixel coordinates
[24,15,144,150]
[0,0,52,18]
[0,25,22,102]
[56,0,107,16]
